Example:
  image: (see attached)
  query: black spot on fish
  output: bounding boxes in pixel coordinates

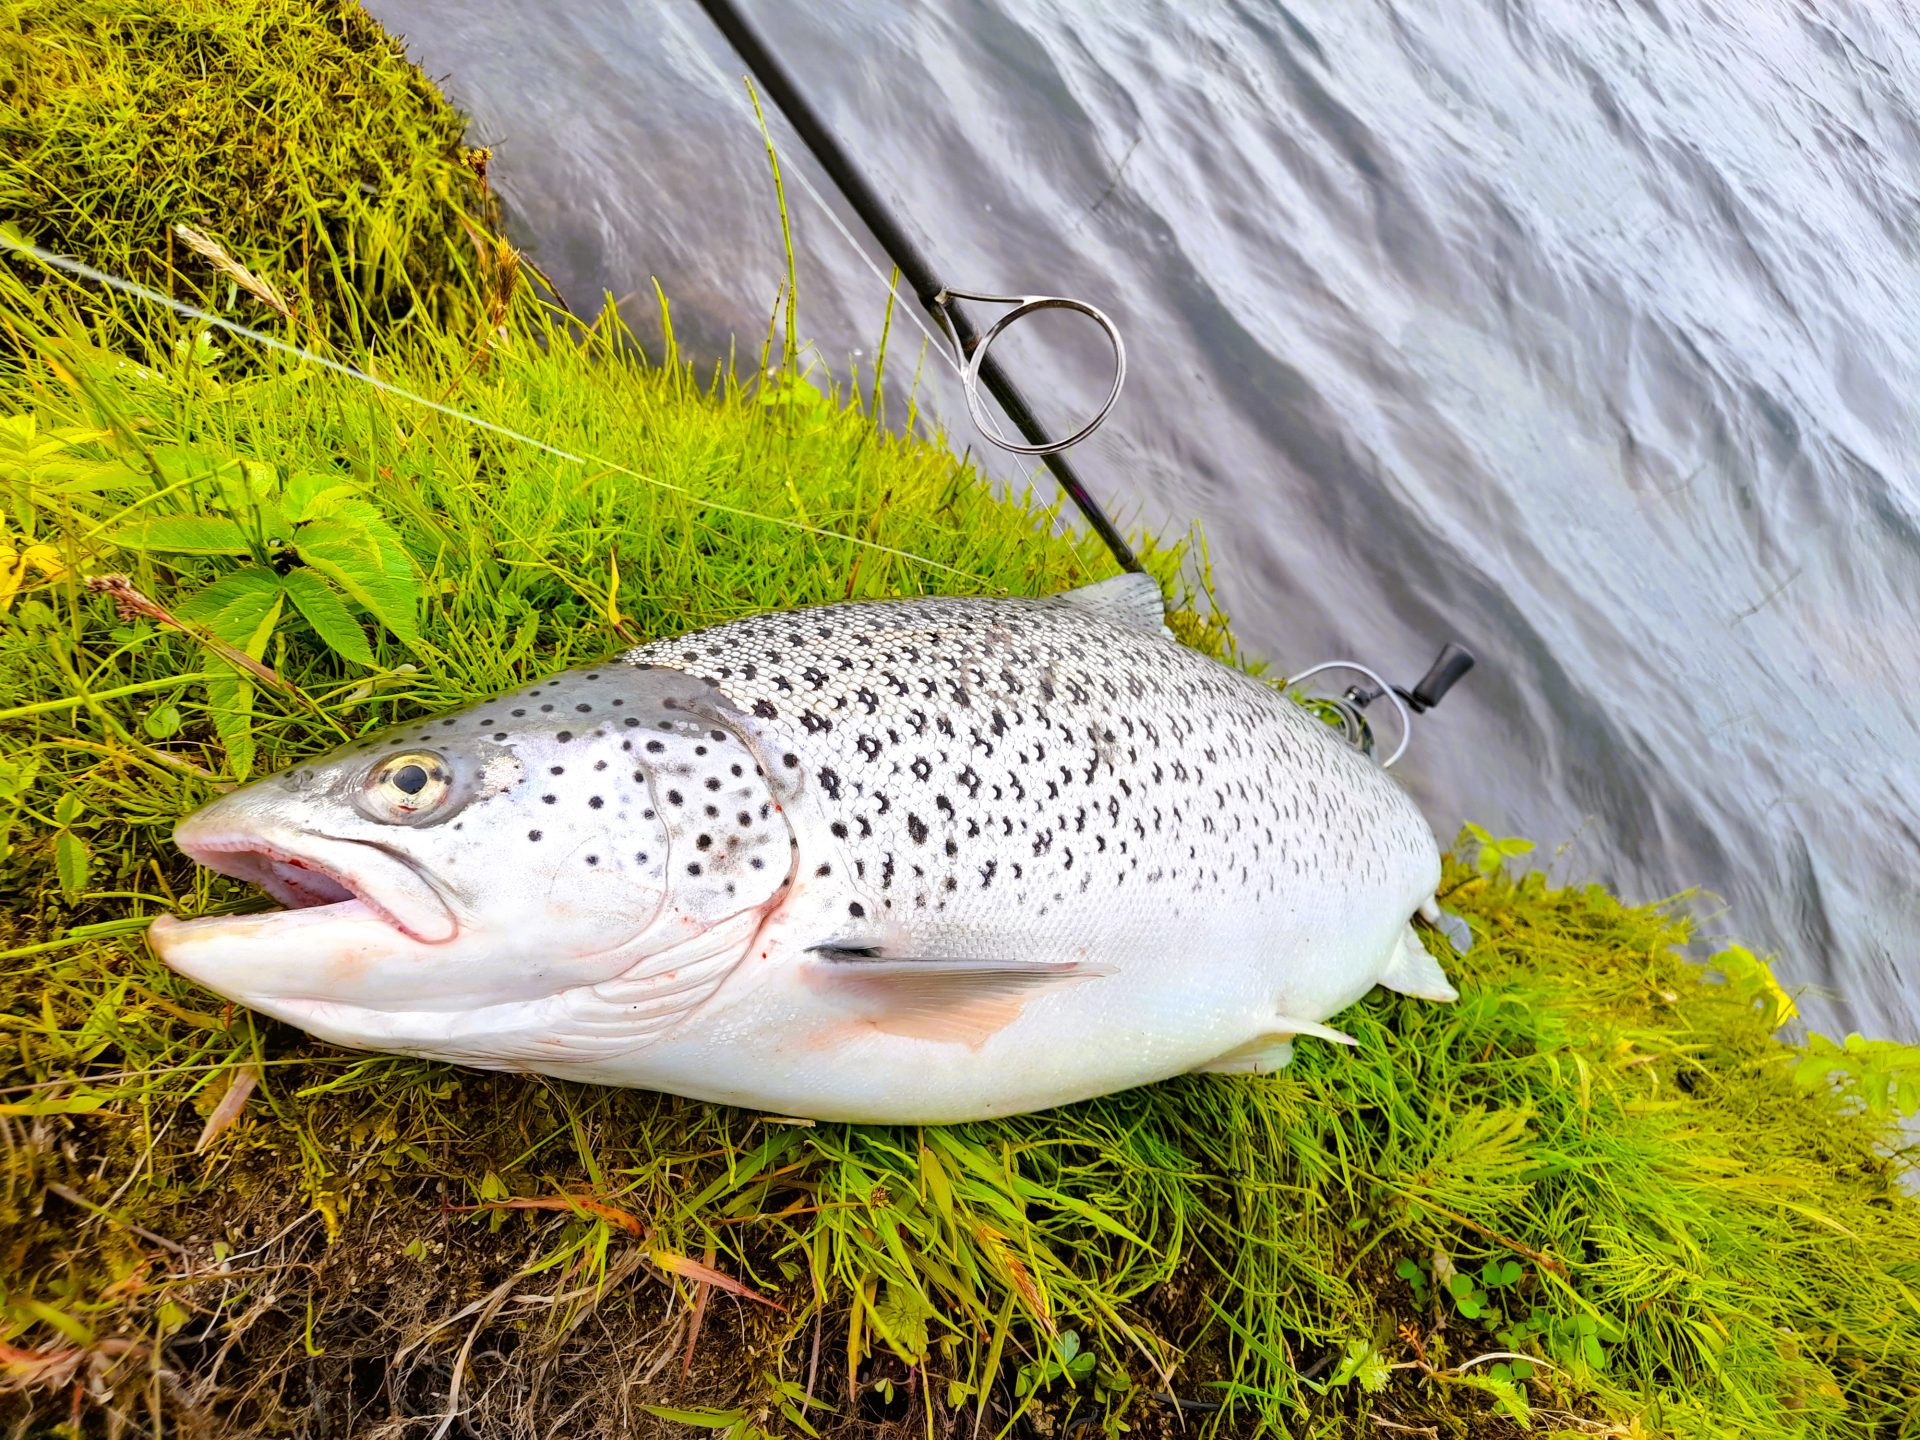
[818,767,842,800]
[528,830,542,841]
[542,794,556,805]
[589,796,604,809]
[848,901,865,918]
[907,814,928,844]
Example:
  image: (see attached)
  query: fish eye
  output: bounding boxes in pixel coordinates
[358,750,458,825]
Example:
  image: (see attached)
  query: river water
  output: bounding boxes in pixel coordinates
[369,0,1920,1043]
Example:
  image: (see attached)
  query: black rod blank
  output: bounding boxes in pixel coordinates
[690,0,1143,573]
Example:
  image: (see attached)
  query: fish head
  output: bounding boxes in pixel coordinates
[149,663,793,1057]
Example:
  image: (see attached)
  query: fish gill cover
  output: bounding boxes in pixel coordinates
[1,2,1918,1436]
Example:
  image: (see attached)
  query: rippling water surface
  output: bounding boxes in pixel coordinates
[369,0,1920,1040]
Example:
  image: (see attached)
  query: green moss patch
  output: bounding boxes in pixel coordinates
[0,0,499,348]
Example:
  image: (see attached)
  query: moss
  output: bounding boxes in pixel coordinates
[2,6,1919,1438]
[0,0,499,349]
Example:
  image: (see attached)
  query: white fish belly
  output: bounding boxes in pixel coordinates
[564,871,1433,1122]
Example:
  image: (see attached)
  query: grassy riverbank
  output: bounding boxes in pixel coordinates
[3,3,1919,1436]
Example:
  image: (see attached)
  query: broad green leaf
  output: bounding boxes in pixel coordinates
[54,829,91,899]
[281,567,375,666]
[199,589,280,780]
[143,703,183,738]
[0,1091,113,1117]
[283,472,366,524]
[297,507,420,643]
[1708,944,1798,1028]
[151,445,247,493]
[0,755,37,800]
[177,568,285,648]
[53,793,83,825]
[113,515,254,555]
[203,658,257,780]
[637,1407,746,1429]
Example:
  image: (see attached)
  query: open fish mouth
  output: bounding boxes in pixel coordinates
[153,825,458,947]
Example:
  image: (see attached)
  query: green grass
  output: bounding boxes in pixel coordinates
[1,261,1917,1439]
[3,3,1919,1437]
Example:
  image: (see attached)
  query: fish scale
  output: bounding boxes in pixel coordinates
[630,579,1432,963]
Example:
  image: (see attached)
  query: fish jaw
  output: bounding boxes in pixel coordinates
[163,907,777,1076]
[148,816,477,1009]
[171,817,459,942]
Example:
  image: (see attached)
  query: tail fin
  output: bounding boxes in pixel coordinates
[1418,896,1474,954]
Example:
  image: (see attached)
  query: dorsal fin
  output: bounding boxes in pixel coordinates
[1046,573,1169,634]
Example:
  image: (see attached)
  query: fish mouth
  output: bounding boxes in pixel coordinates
[153,823,458,947]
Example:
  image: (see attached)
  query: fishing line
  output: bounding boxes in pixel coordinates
[741,98,1128,459]
[1,233,991,584]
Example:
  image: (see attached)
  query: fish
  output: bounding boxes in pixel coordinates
[148,574,1460,1123]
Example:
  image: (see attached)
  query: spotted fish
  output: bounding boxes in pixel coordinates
[149,575,1459,1122]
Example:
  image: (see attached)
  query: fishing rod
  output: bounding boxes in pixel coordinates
[690,0,1476,766]
[690,0,1142,574]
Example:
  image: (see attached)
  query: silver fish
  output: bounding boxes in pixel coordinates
[150,575,1459,1122]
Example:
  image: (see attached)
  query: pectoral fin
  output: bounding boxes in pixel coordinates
[808,955,1106,1049]
[1191,1015,1358,1074]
